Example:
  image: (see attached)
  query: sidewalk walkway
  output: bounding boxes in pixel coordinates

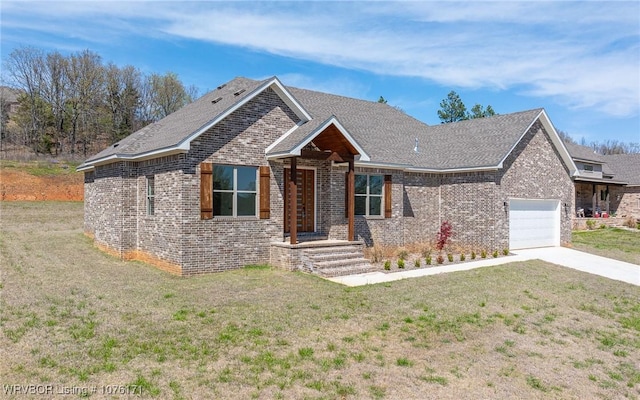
[327,247,640,287]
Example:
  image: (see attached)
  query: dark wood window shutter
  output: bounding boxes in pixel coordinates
[384,174,392,218]
[200,162,213,219]
[259,166,270,219]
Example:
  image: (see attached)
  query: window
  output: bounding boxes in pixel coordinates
[355,174,383,216]
[583,164,594,172]
[213,165,257,217]
[146,176,155,215]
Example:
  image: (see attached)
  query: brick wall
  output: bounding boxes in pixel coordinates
[497,121,574,247]
[178,88,300,275]
[84,94,575,274]
[611,186,640,219]
[84,162,126,255]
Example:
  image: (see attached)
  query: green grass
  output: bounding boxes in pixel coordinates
[572,227,640,265]
[1,202,639,399]
[0,159,81,176]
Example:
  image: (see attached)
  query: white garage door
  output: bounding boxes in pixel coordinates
[509,199,560,250]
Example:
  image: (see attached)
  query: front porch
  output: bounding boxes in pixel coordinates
[575,181,624,217]
[270,239,375,277]
[572,216,629,230]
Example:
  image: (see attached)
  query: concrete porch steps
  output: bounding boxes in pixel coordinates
[303,244,376,277]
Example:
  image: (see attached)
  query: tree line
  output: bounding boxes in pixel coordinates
[1,46,197,156]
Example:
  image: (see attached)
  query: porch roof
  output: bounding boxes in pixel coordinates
[574,176,628,185]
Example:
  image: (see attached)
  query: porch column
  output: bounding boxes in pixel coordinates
[289,157,297,245]
[347,158,355,241]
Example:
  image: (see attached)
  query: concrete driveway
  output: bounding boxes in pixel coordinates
[328,247,640,287]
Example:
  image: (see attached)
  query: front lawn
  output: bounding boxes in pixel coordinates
[572,227,640,265]
[1,202,639,399]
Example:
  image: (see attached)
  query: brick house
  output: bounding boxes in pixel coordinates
[79,76,578,276]
[566,142,640,221]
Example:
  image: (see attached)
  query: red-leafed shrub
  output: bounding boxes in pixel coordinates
[436,221,453,251]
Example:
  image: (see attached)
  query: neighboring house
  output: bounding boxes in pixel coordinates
[79,76,577,276]
[0,86,21,116]
[565,142,640,219]
[603,153,640,219]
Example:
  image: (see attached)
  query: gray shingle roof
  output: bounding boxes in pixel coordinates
[81,76,554,171]
[415,109,542,169]
[274,86,543,170]
[564,142,605,163]
[604,154,640,185]
[82,77,269,163]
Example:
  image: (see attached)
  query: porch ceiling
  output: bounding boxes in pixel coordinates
[312,124,360,156]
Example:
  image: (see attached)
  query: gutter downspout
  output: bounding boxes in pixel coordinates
[438,184,442,229]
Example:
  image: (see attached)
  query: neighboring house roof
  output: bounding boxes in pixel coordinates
[0,86,20,103]
[604,154,640,186]
[79,76,576,176]
[564,142,606,163]
[565,142,640,185]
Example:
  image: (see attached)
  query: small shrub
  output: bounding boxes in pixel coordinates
[637,222,640,230]
[383,260,391,271]
[397,249,409,261]
[397,259,405,269]
[460,253,466,262]
[599,223,606,229]
[471,251,476,260]
[436,255,444,264]
[436,221,453,251]
[624,216,635,228]
[421,247,432,258]
[502,248,509,256]
[425,256,432,265]
[481,250,487,259]
[492,250,498,258]
[414,259,421,268]
[447,253,453,262]
[586,219,595,230]
[370,246,384,263]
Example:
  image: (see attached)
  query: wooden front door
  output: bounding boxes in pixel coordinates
[284,168,315,233]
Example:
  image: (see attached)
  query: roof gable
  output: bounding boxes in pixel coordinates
[79,77,310,169]
[266,116,370,161]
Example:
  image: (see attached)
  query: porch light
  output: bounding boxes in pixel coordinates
[503,201,508,209]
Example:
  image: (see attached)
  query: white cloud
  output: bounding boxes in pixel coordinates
[2,1,638,118]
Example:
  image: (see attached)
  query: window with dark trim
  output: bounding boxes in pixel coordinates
[213,165,257,217]
[355,174,383,216]
[146,176,155,215]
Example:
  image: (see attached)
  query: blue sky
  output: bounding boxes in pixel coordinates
[1,1,639,144]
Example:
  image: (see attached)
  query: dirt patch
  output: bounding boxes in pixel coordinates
[0,168,83,201]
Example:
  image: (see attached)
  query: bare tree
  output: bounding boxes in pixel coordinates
[105,63,141,143]
[3,47,48,151]
[65,50,104,154]
[3,46,197,156]
[149,72,194,120]
[41,51,69,154]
